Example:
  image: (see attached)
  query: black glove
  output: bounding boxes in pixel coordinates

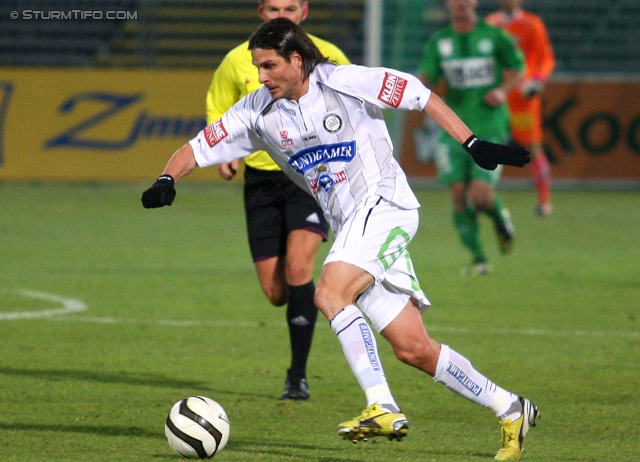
[463,135,531,171]
[141,174,176,208]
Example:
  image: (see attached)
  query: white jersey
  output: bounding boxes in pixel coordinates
[190,63,431,234]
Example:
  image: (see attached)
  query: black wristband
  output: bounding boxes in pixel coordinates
[462,135,479,154]
[157,174,174,185]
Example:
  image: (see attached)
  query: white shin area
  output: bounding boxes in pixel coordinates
[434,344,518,418]
[331,304,398,409]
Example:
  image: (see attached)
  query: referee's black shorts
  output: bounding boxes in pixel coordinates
[243,165,329,262]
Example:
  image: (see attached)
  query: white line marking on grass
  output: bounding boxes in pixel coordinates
[0,290,87,320]
[47,316,272,329]
[428,325,640,338]
[43,315,640,338]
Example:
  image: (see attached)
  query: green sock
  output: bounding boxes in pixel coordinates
[453,208,486,262]
[485,194,505,227]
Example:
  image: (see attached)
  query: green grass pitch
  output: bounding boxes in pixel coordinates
[0,183,638,461]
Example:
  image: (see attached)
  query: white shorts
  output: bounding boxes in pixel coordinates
[324,196,431,332]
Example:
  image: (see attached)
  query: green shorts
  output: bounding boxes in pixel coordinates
[434,134,506,186]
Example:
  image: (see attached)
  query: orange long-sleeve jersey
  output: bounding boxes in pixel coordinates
[486,9,555,145]
[486,9,555,82]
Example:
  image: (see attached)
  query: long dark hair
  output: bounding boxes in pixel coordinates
[248,18,329,79]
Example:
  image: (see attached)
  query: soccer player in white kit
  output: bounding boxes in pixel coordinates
[142,18,538,461]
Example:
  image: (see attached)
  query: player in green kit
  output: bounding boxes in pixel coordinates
[419,0,524,276]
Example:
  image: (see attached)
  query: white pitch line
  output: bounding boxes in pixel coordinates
[42,314,640,338]
[0,290,87,320]
[2,291,637,338]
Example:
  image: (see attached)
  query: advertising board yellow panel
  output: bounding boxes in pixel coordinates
[3,71,639,184]
[0,68,232,182]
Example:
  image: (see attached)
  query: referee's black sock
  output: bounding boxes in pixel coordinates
[286,281,318,380]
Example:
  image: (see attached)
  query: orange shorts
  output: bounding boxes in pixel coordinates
[507,91,543,146]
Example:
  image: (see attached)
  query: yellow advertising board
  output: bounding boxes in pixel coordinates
[399,79,640,184]
[0,68,235,182]
[2,71,639,185]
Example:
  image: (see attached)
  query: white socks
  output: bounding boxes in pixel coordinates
[330,308,520,419]
[434,344,520,420]
[330,305,398,410]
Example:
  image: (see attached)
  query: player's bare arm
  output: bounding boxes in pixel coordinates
[423,92,472,144]
[140,143,198,209]
[162,143,198,182]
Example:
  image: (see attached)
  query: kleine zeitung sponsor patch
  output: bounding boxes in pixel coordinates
[204,119,228,147]
[377,72,407,108]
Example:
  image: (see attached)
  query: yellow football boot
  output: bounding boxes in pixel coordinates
[495,397,540,460]
[338,404,409,443]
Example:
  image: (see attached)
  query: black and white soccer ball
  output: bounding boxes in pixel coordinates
[165,396,230,459]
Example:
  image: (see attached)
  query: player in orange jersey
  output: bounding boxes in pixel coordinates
[487,0,555,216]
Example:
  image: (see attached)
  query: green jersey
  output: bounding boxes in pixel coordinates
[418,20,524,139]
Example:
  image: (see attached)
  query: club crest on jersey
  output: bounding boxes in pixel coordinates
[438,38,453,57]
[477,38,494,54]
[203,119,228,147]
[288,140,356,173]
[377,72,407,108]
[323,113,343,133]
[310,169,347,193]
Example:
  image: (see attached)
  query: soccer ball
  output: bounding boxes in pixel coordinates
[165,396,230,459]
